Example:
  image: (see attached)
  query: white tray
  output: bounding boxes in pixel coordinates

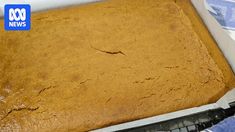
[191,0,235,73]
[0,0,99,17]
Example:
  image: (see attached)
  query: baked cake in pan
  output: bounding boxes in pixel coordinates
[0,0,235,131]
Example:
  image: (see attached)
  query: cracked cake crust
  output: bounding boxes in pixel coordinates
[0,0,235,131]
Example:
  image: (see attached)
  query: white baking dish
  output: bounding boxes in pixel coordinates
[0,0,100,17]
[191,0,235,73]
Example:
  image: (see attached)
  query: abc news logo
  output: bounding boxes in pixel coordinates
[9,8,26,27]
[4,4,31,30]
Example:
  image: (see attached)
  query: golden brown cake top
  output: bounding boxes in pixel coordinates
[0,0,234,131]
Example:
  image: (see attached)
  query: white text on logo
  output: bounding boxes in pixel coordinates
[8,8,26,27]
